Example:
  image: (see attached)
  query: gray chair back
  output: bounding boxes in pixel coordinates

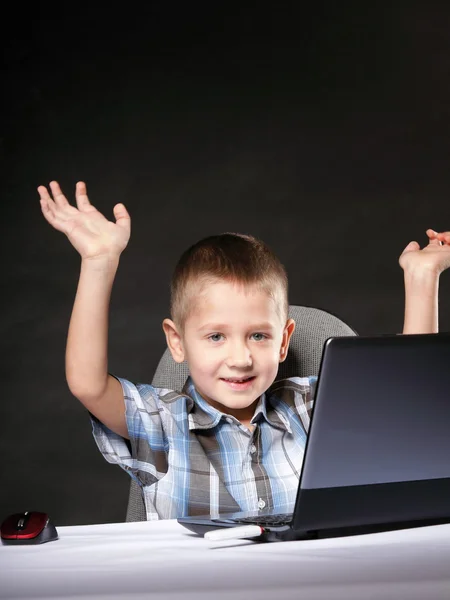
[126,305,356,521]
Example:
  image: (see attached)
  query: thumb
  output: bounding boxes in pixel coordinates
[113,203,131,232]
[401,241,420,255]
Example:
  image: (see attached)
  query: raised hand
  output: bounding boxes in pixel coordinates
[39,181,131,260]
[399,229,450,275]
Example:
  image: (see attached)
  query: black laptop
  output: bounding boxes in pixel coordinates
[178,333,450,542]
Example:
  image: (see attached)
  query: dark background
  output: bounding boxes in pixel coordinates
[1,2,450,526]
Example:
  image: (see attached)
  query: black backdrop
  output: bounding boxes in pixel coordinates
[2,2,450,526]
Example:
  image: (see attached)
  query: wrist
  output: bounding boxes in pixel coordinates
[402,261,443,278]
[403,267,440,288]
[404,269,439,304]
[80,254,121,273]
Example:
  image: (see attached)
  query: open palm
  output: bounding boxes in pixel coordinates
[39,181,131,259]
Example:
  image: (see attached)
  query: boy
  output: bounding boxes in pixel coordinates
[39,180,450,520]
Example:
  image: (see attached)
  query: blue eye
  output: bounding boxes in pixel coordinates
[209,333,224,342]
[251,333,266,341]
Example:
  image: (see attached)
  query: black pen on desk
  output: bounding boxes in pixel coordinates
[205,525,264,542]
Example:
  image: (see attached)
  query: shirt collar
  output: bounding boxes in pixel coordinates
[251,388,292,433]
[183,378,224,430]
[183,377,292,433]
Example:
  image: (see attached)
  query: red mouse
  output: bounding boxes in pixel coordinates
[1,511,58,545]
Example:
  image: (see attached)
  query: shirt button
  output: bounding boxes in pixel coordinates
[258,498,266,510]
[250,444,257,454]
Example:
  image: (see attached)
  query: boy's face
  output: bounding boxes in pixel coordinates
[163,280,295,424]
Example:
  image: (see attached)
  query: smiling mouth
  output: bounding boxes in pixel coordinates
[220,376,257,390]
[221,376,255,382]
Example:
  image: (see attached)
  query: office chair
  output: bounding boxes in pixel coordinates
[125,305,357,522]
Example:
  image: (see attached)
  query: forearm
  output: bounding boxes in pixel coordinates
[65,255,120,399]
[402,269,439,334]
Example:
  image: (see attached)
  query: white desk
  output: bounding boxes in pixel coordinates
[1,519,450,600]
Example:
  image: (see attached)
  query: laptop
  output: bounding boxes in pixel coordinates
[178,332,450,542]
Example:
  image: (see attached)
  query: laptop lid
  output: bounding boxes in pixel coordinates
[291,332,450,534]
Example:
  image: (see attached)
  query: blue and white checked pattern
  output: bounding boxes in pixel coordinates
[91,376,317,520]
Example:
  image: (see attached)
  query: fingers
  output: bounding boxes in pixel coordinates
[426,229,442,246]
[427,229,450,246]
[37,184,53,208]
[436,232,450,245]
[38,180,91,222]
[38,181,77,232]
[38,184,60,227]
[38,180,90,211]
[38,180,70,217]
[38,187,59,228]
[49,181,70,207]
[75,181,92,211]
[113,203,131,234]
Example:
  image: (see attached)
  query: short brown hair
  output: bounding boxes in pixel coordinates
[170,233,289,328]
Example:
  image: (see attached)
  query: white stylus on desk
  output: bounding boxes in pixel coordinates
[205,525,264,541]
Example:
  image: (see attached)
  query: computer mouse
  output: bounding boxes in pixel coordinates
[0,511,58,545]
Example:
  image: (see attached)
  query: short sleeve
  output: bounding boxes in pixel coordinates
[90,377,170,489]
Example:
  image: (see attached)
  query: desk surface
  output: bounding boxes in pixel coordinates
[1,519,450,600]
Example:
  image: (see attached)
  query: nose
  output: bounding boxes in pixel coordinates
[225,340,253,368]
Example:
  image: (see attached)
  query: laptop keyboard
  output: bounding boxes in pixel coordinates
[232,513,293,526]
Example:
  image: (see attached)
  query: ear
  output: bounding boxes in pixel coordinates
[162,318,185,363]
[279,318,295,363]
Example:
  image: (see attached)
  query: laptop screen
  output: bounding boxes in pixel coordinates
[301,333,450,490]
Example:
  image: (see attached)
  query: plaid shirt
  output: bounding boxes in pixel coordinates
[91,375,317,520]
